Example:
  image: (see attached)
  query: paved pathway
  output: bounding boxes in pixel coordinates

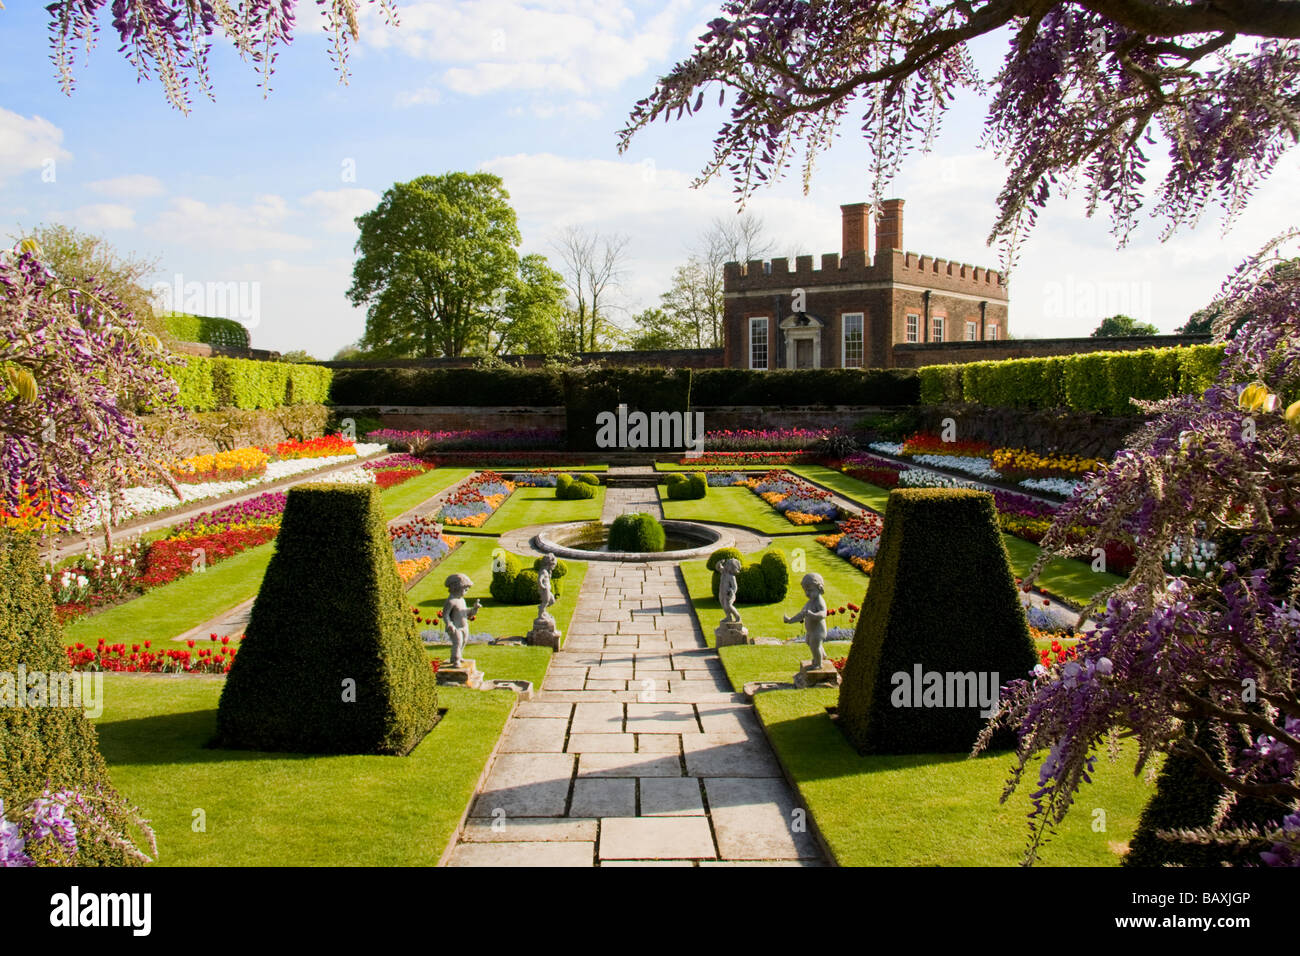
[444,484,825,866]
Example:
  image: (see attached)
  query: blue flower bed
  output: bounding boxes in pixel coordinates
[705,471,751,487]
[510,472,559,487]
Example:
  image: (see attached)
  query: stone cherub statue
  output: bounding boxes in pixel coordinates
[784,572,829,668]
[442,572,481,668]
[536,554,558,622]
[717,556,743,624]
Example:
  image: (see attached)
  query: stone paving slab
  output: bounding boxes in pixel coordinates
[446,841,595,867]
[704,778,824,860]
[639,777,706,816]
[571,778,637,817]
[578,752,683,778]
[461,817,597,843]
[599,817,716,860]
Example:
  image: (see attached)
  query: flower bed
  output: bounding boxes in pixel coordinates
[508,471,560,487]
[990,447,1101,482]
[68,443,386,532]
[750,470,840,523]
[701,428,837,451]
[390,516,460,564]
[66,634,241,674]
[169,447,269,483]
[841,453,908,489]
[137,525,280,588]
[675,451,811,466]
[815,515,882,575]
[899,432,994,458]
[367,428,564,454]
[436,471,514,527]
[273,434,357,459]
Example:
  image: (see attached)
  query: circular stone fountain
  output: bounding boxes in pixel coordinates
[534,520,732,562]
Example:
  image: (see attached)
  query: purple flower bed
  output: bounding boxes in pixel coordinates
[705,471,751,486]
[703,427,838,451]
[509,472,560,487]
[367,428,563,453]
[178,490,288,533]
[364,453,428,471]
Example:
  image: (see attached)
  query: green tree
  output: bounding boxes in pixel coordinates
[490,254,568,356]
[1178,258,1300,335]
[1090,314,1159,338]
[628,307,691,351]
[660,259,716,348]
[348,173,522,358]
[279,349,317,363]
[19,224,166,340]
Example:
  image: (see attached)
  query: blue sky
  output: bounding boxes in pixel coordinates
[2,2,1297,357]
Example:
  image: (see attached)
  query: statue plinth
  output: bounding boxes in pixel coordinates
[527,616,562,651]
[437,658,484,689]
[714,620,751,647]
[793,659,841,689]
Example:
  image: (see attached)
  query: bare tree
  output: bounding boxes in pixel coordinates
[694,212,775,347]
[551,226,630,352]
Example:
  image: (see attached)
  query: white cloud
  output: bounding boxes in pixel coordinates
[301,188,381,232]
[87,174,165,199]
[72,203,137,230]
[150,195,314,252]
[363,0,692,101]
[0,108,69,182]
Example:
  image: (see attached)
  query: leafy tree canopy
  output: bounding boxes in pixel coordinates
[1090,313,1160,337]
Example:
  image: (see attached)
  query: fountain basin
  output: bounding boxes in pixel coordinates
[534,520,732,562]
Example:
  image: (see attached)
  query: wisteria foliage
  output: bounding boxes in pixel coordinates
[619,0,1300,265]
[978,231,1300,865]
[0,245,185,537]
[45,0,399,112]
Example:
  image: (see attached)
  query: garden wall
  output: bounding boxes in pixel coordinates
[141,405,332,457]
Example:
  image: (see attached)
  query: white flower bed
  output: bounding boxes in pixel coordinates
[908,454,1002,481]
[71,443,386,531]
[868,441,904,455]
[1166,538,1219,574]
[897,469,983,490]
[1019,477,1084,497]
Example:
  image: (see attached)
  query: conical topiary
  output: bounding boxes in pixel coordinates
[838,489,1037,754]
[215,483,439,755]
[0,530,145,865]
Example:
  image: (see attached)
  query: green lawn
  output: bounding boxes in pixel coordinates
[753,688,1155,866]
[91,674,512,866]
[658,484,835,536]
[680,536,869,647]
[64,467,476,648]
[406,535,588,643]
[718,642,854,689]
[478,484,606,533]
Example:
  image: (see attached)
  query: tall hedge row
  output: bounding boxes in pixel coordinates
[329,365,921,413]
[918,344,1226,415]
[170,356,332,411]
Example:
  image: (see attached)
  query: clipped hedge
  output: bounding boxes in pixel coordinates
[0,531,143,865]
[918,344,1226,414]
[665,473,707,500]
[330,367,566,408]
[555,473,597,500]
[707,546,790,604]
[165,312,250,350]
[838,489,1037,754]
[609,512,666,553]
[687,367,920,406]
[170,355,333,410]
[215,483,439,755]
[490,552,570,605]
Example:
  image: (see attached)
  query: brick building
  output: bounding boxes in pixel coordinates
[722,200,1009,369]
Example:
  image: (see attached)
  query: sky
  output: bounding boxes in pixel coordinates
[2,1,1298,358]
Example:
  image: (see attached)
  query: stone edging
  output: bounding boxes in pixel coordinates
[745,688,841,868]
[535,520,733,562]
[435,691,521,867]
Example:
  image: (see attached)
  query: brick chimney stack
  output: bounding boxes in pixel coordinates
[840,202,869,258]
[875,198,905,258]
